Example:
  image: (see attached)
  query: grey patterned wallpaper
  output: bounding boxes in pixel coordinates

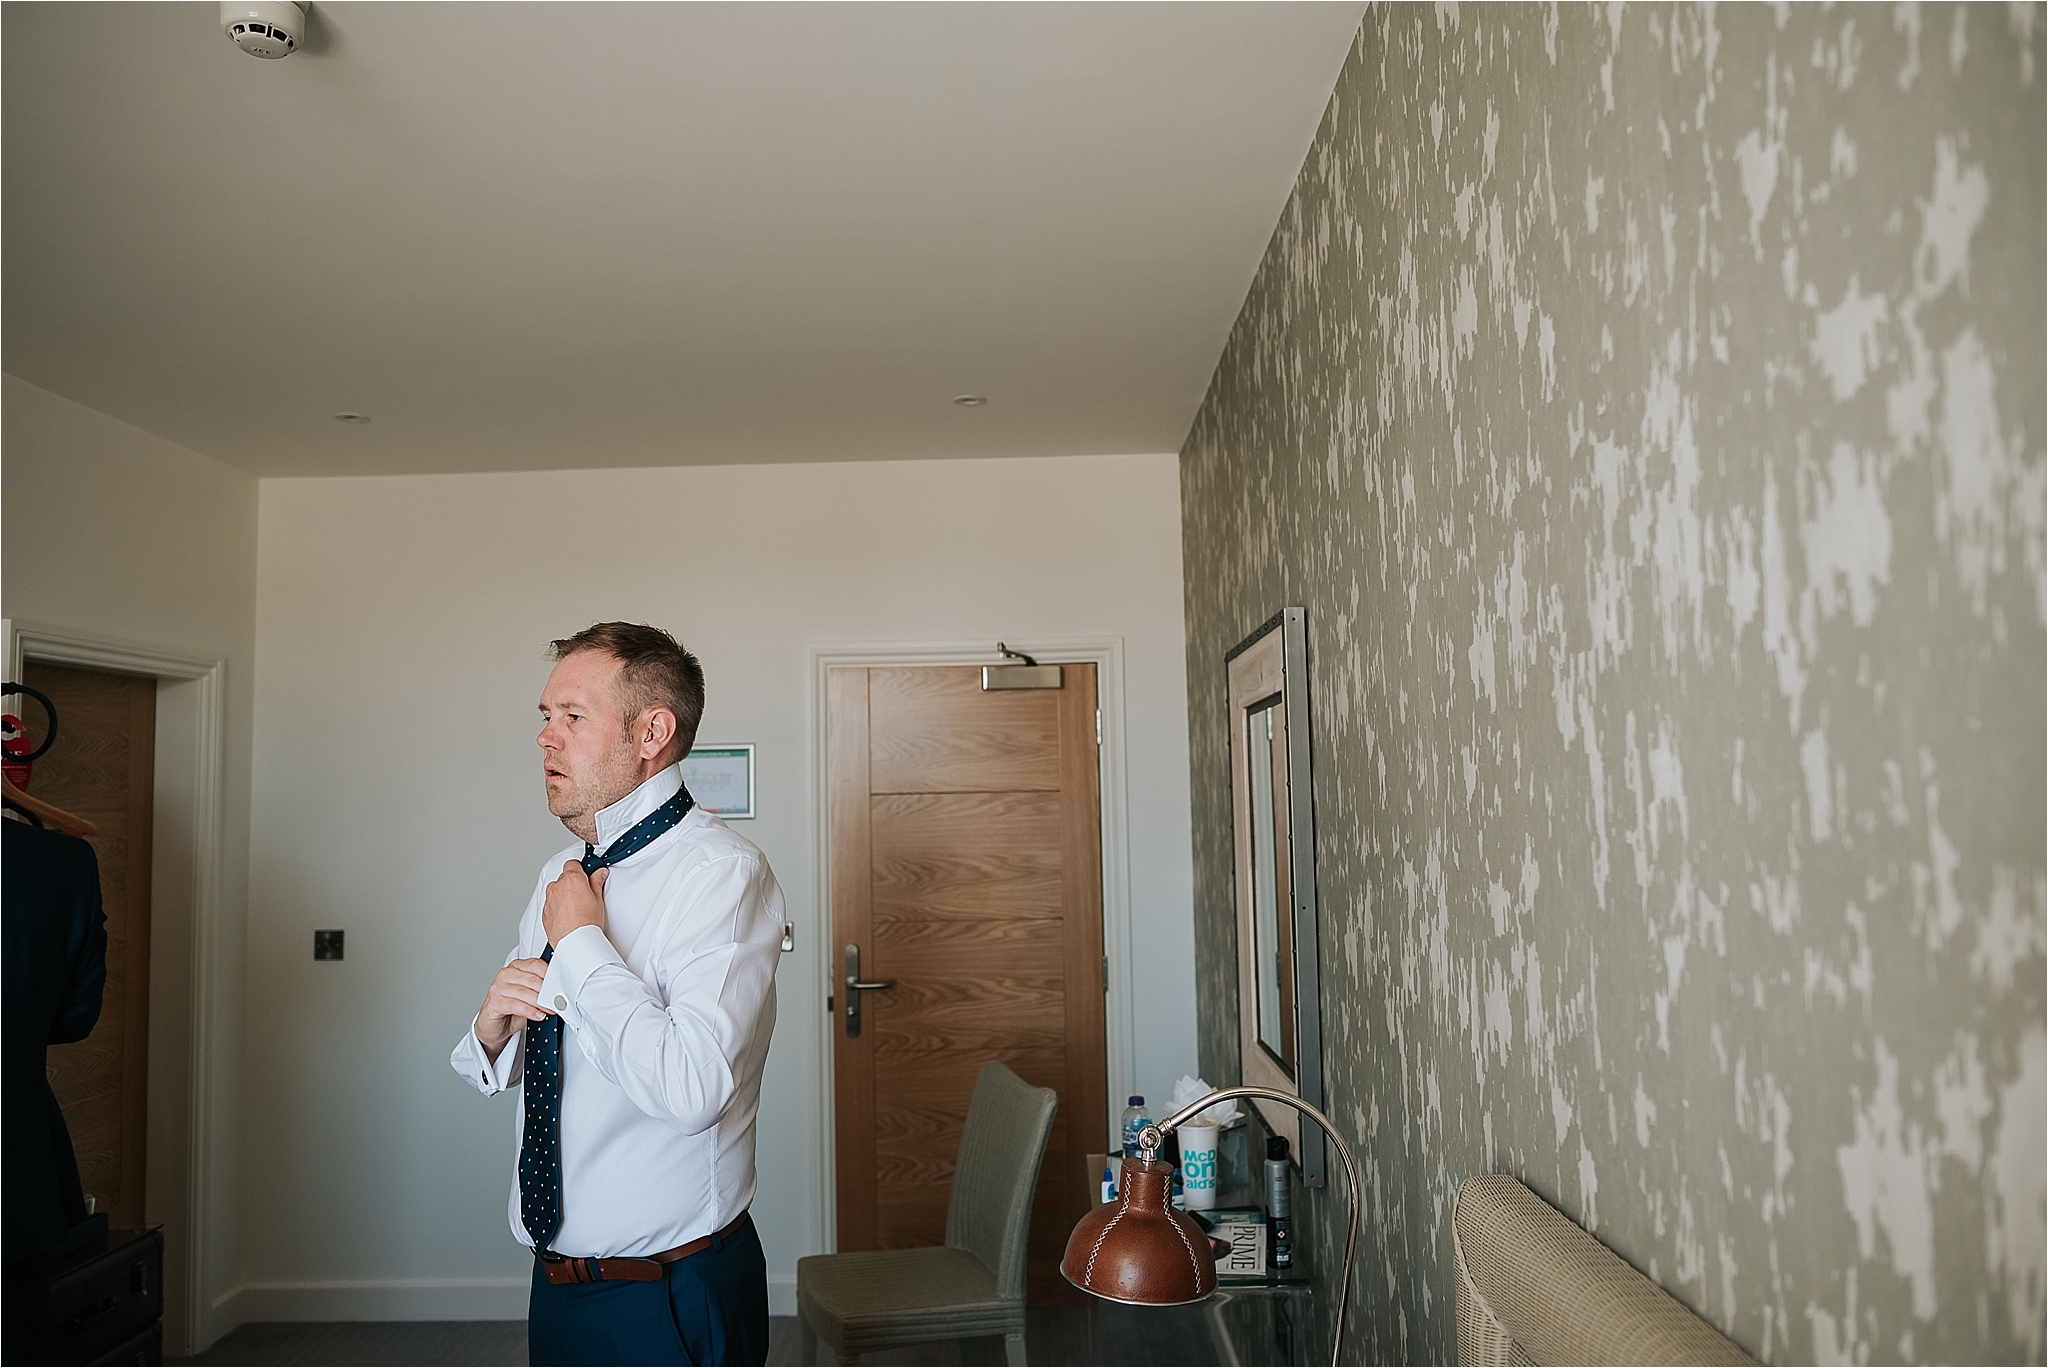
[1180,6,2044,1363]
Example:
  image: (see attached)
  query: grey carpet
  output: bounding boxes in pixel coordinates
[174,1301,1300,1365]
[174,1319,529,1366]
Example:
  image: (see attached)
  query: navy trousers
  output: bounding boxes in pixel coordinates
[527,1218,768,1367]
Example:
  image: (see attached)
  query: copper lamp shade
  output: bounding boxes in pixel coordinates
[1059,1084,1361,1367]
[1059,1157,1217,1305]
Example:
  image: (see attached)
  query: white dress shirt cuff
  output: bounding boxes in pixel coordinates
[543,924,623,1018]
[455,1016,522,1095]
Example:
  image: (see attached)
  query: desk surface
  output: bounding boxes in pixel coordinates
[1199,1187,1314,1290]
[1217,1269,1315,1289]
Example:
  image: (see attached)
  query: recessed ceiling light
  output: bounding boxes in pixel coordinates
[953,395,986,407]
[334,412,371,424]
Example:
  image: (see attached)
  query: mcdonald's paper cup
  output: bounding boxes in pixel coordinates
[1179,1124,1220,1210]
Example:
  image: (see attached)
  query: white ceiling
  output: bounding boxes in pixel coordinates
[3,2,1363,477]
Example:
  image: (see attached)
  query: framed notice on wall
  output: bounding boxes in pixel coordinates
[681,744,755,819]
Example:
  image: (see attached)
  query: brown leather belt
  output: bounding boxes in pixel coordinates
[538,1211,751,1285]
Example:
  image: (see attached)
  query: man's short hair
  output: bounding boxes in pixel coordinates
[549,622,705,761]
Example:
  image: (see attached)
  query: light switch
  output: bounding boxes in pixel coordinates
[314,929,344,961]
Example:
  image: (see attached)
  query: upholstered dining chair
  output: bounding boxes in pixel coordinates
[797,1061,1059,1366]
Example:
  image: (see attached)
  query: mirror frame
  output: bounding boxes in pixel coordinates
[1225,607,1326,1188]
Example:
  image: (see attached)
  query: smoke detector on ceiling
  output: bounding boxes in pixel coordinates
[222,1,303,59]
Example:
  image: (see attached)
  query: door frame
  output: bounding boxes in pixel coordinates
[806,637,1132,1256]
[5,619,228,1356]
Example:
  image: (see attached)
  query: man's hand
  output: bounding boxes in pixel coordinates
[543,862,610,950]
[476,958,552,1061]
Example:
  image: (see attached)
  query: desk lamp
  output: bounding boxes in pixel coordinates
[1060,1084,1359,1368]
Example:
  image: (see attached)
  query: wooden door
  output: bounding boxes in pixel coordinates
[829,663,1106,1304]
[26,662,156,1232]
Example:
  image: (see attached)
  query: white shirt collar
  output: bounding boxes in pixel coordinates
[591,763,684,851]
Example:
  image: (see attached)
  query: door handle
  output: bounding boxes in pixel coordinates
[843,944,895,1038]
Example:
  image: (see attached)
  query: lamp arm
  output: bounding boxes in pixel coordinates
[1138,1085,1358,1368]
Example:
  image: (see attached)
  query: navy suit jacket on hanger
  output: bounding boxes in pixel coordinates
[3,817,107,1264]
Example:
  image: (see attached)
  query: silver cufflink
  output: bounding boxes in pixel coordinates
[554,995,567,1011]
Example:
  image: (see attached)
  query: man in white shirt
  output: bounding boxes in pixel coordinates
[451,622,782,1366]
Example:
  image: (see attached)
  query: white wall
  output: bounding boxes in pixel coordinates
[243,453,1195,1318]
[1,373,259,1354]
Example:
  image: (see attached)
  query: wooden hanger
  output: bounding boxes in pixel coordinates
[2,775,97,838]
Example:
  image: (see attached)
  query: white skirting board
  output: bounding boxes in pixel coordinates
[214,1278,530,1323]
[212,1273,797,1323]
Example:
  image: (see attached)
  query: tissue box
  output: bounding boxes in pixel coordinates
[1206,1206,1268,1277]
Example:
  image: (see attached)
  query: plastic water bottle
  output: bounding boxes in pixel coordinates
[1120,1095,1153,1157]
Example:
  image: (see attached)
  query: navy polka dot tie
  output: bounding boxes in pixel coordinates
[517,785,694,1255]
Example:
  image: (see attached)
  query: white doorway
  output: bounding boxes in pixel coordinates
[6,619,228,1356]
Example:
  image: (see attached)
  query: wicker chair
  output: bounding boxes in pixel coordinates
[1453,1173,1756,1366]
[798,1061,1059,1366]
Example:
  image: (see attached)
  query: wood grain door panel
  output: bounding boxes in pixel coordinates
[867,668,1062,794]
[831,662,1105,1304]
[870,792,1066,917]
